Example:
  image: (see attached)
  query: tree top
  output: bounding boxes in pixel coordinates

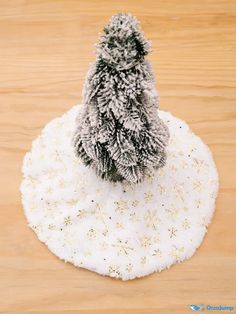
[97,13,151,71]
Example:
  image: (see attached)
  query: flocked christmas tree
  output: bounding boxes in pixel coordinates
[72,13,170,183]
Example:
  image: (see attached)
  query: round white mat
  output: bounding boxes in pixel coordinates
[20,105,219,280]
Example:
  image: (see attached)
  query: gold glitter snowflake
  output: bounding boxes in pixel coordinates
[100,241,108,250]
[77,208,88,219]
[64,216,72,226]
[144,209,160,230]
[168,227,177,238]
[144,192,154,203]
[170,245,184,261]
[146,172,155,183]
[112,238,134,255]
[192,158,207,173]
[158,184,166,195]
[102,229,109,236]
[139,236,152,248]
[48,224,56,230]
[182,218,191,230]
[108,265,121,277]
[153,233,160,243]
[91,202,107,224]
[195,198,204,208]
[131,200,139,207]
[165,207,180,221]
[170,165,178,172]
[140,256,147,265]
[173,182,185,201]
[44,169,58,180]
[114,199,128,213]
[126,263,133,273]
[181,160,189,169]
[152,248,162,257]
[27,175,40,189]
[84,250,92,257]
[87,228,96,240]
[58,179,67,189]
[66,199,78,208]
[129,212,140,222]
[116,222,124,230]
[193,180,203,191]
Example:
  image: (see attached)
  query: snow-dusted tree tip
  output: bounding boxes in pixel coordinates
[72,13,170,184]
[97,13,151,71]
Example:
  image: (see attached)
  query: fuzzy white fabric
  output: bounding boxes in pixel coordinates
[20,105,219,280]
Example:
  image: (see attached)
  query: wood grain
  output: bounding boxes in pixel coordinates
[0,0,235,313]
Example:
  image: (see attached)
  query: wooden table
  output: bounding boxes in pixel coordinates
[0,0,235,313]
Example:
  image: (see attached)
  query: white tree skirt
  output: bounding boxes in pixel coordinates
[20,105,219,280]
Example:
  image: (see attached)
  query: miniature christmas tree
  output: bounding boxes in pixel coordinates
[72,13,170,183]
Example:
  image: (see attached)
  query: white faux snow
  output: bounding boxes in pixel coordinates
[20,105,219,280]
